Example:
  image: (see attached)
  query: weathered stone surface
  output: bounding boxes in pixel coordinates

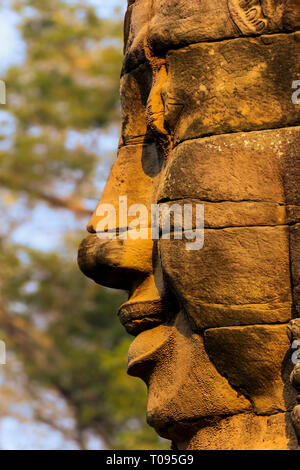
[204,324,296,414]
[287,318,300,342]
[148,0,239,54]
[78,233,154,290]
[159,127,300,206]
[120,64,153,146]
[148,0,300,55]
[160,226,292,329]
[128,312,251,435]
[291,224,300,315]
[160,199,295,228]
[88,143,162,232]
[124,0,300,72]
[164,33,300,143]
[123,0,149,73]
[176,412,298,450]
[291,405,300,442]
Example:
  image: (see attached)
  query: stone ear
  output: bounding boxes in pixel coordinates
[146,65,169,138]
[228,0,269,34]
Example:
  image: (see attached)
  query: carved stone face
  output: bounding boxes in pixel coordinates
[78,0,300,449]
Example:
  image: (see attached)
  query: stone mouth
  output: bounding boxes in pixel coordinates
[118,299,169,336]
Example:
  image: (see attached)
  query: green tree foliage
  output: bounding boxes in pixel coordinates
[0,0,167,449]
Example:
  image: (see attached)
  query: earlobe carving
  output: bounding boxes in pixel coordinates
[227,0,268,34]
[146,64,169,138]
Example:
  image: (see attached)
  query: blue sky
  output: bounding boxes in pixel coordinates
[0,7,26,73]
[86,0,125,18]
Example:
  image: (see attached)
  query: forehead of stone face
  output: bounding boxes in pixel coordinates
[124,0,300,68]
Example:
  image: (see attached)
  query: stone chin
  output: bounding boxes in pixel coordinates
[127,313,251,438]
[126,307,296,442]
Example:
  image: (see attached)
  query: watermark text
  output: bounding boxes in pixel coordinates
[95,197,205,251]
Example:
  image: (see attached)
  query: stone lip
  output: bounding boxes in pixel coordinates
[118,299,169,336]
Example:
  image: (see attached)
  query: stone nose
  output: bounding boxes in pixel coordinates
[78,232,154,291]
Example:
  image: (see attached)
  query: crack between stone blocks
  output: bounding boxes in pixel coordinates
[172,124,300,151]
[158,196,300,205]
[159,409,292,438]
[165,29,300,56]
[122,29,300,76]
